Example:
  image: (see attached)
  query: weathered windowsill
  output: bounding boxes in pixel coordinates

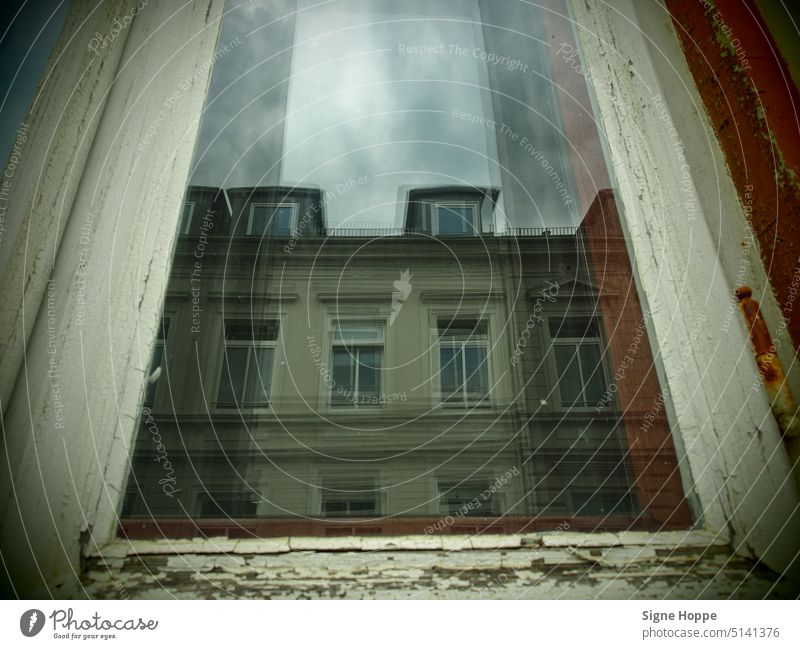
[72,530,800,599]
[71,529,799,599]
[91,529,725,558]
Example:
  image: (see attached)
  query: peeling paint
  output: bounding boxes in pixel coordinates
[79,532,799,599]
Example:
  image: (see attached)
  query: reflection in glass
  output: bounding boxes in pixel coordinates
[120,0,691,537]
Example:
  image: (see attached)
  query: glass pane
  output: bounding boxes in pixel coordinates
[554,345,582,405]
[357,348,381,401]
[244,347,274,404]
[180,202,194,234]
[464,345,488,399]
[440,481,497,515]
[225,320,279,341]
[144,345,164,405]
[122,0,689,536]
[334,323,382,343]
[436,205,474,235]
[440,345,463,402]
[438,319,487,340]
[323,500,348,516]
[198,493,258,518]
[159,317,171,341]
[349,500,376,514]
[332,348,355,405]
[550,317,601,339]
[579,343,606,404]
[218,347,248,405]
[273,205,295,235]
[249,205,270,235]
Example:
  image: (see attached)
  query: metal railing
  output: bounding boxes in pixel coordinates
[178,225,579,239]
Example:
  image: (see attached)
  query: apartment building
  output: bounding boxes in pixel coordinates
[1,0,798,598]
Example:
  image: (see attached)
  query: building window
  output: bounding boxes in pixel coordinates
[321,478,379,517]
[550,317,608,409]
[438,479,499,516]
[217,320,278,408]
[117,0,692,538]
[432,201,478,236]
[247,202,297,236]
[330,321,383,408]
[143,317,170,406]
[437,318,490,407]
[179,201,195,235]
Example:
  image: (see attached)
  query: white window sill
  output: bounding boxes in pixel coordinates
[90,529,722,559]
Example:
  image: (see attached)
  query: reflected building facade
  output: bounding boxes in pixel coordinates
[121,0,691,538]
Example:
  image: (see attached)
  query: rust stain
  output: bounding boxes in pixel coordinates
[666,0,800,353]
[736,286,800,439]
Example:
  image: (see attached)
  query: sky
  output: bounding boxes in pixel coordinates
[188,0,580,230]
[0,0,69,160]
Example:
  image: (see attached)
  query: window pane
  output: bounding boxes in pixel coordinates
[579,343,606,404]
[332,348,355,405]
[180,202,194,234]
[198,493,258,518]
[334,323,382,343]
[357,348,381,401]
[554,345,582,405]
[244,347,274,404]
[438,318,487,340]
[218,347,248,405]
[550,317,601,339]
[225,320,278,341]
[159,317,171,341]
[249,205,270,235]
[123,0,688,535]
[436,204,474,235]
[144,345,164,405]
[321,479,378,517]
[349,500,376,514]
[440,345,463,403]
[323,500,348,516]
[464,346,488,398]
[273,205,295,235]
[439,480,498,515]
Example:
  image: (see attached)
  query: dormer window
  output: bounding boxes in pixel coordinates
[247,202,298,236]
[433,201,479,236]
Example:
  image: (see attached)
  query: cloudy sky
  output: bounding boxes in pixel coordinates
[189,0,580,229]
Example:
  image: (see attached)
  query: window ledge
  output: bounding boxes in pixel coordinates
[90,529,725,559]
[75,529,800,599]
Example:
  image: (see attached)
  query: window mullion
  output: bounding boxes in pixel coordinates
[354,347,361,407]
[575,343,585,405]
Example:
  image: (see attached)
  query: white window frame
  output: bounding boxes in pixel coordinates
[317,474,381,518]
[547,317,610,411]
[180,201,195,235]
[143,314,172,407]
[431,201,479,236]
[437,477,502,517]
[6,0,799,584]
[215,319,279,411]
[247,201,298,237]
[435,317,492,408]
[328,319,385,409]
